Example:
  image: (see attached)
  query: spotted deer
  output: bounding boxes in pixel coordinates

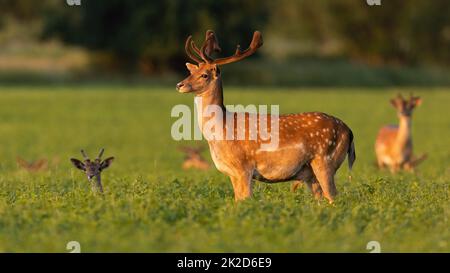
[179,146,211,170]
[375,94,426,173]
[176,30,355,203]
[70,149,114,193]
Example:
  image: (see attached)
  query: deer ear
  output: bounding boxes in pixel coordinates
[70,158,85,171]
[100,157,114,170]
[413,97,422,107]
[186,63,198,73]
[390,99,398,108]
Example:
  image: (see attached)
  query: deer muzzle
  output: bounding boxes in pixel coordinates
[176,82,192,93]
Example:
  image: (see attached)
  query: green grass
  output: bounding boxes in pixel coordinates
[0,85,448,252]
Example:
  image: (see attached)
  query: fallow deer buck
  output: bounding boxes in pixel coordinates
[70,149,114,193]
[375,94,426,173]
[176,30,355,203]
[179,146,211,170]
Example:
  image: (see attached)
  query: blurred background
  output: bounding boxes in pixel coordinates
[1,0,449,87]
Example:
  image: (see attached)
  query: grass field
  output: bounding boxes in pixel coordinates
[0,85,448,252]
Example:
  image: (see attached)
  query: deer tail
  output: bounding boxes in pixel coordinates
[347,130,356,181]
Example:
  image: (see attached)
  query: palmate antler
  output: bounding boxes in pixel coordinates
[185,30,263,65]
[185,30,221,63]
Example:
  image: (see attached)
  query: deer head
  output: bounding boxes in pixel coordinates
[176,30,263,94]
[17,157,48,172]
[178,145,210,170]
[70,148,114,193]
[390,94,422,118]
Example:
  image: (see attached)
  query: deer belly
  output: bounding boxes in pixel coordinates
[254,149,308,182]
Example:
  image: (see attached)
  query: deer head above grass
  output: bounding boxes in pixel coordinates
[70,148,114,193]
[179,145,211,171]
[17,157,48,172]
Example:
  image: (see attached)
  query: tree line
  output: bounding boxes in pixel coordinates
[1,0,448,73]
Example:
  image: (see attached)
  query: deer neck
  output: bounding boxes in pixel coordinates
[194,80,226,135]
[93,175,104,193]
[395,115,411,149]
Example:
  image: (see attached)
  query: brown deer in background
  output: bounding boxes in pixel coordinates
[17,157,48,172]
[179,146,211,170]
[176,30,355,203]
[375,94,426,173]
[70,149,114,193]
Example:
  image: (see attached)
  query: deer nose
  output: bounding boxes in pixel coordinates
[176,82,184,90]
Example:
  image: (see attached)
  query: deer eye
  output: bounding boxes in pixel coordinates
[200,74,208,79]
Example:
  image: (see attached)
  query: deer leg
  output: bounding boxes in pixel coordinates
[292,166,323,199]
[376,158,385,169]
[292,180,324,199]
[291,166,312,192]
[389,163,400,174]
[311,158,337,204]
[306,179,323,200]
[291,181,303,192]
[403,161,415,173]
[229,173,253,201]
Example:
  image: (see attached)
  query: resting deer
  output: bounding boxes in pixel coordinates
[17,157,48,172]
[375,94,426,173]
[176,30,355,203]
[179,146,211,170]
[70,149,114,193]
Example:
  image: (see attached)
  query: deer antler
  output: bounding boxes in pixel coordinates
[178,145,206,158]
[16,157,30,168]
[199,30,222,63]
[185,36,203,64]
[200,34,214,63]
[409,93,420,102]
[204,30,221,56]
[80,149,89,160]
[185,30,223,64]
[97,148,105,160]
[212,31,263,66]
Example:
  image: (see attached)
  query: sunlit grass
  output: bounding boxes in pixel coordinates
[0,86,448,252]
